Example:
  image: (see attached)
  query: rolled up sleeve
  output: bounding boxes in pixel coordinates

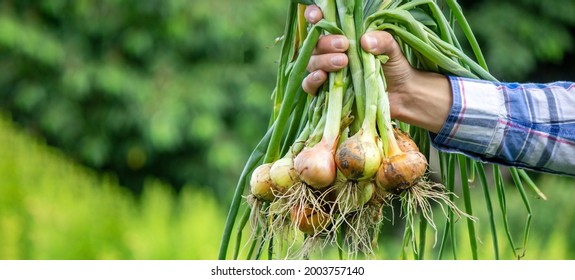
[431,76,575,177]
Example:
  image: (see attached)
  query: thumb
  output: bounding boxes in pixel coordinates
[304,5,323,24]
[361,31,404,62]
[360,31,414,89]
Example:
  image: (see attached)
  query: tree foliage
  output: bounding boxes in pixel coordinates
[0,0,285,198]
[462,0,575,81]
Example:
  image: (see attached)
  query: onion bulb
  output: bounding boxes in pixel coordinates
[294,139,337,190]
[270,157,298,194]
[328,180,376,212]
[335,128,382,180]
[394,128,418,153]
[375,151,427,193]
[290,205,331,235]
[250,163,276,202]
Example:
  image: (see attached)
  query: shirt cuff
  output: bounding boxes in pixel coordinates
[430,76,506,161]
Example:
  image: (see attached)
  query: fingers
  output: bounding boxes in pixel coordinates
[303,35,349,95]
[302,70,328,95]
[303,5,349,96]
[314,35,349,54]
[308,35,349,73]
[304,5,322,24]
[307,53,348,72]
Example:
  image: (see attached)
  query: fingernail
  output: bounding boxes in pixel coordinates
[331,55,345,67]
[364,35,378,52]
[332,37,345,49]
[312,71,322,81]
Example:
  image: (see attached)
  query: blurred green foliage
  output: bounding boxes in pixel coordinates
[0,0,286,198]
[0,115,224,259]
[462,0,575,81]
[1,0,575,260]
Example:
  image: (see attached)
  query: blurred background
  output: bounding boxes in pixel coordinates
[0,0,574,260]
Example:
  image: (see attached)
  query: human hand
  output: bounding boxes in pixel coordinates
[301,5,451,133]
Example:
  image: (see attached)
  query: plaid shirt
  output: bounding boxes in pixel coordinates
[432,76,575,176]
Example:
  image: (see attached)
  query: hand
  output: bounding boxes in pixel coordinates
[301,5,452,134]
[303,6,413,99]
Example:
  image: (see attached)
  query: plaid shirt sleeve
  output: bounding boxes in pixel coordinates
[431,76,575,176]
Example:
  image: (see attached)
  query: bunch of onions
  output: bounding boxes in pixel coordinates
[220,0,542,261]
[244,0,448,258]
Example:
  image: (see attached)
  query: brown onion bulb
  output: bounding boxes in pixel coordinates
[249,163,276,202]
[394,129,419,153]
[375,151,427,193]
[294,139,336,190]
[290,205,331,235]
[335,129,382,180]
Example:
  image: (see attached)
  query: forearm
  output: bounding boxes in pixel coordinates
[431,76,575,176]
[392,70,452,134]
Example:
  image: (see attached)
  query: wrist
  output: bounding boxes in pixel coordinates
[392,70,452,133]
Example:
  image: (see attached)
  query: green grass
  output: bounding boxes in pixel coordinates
[0,114,225,259]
